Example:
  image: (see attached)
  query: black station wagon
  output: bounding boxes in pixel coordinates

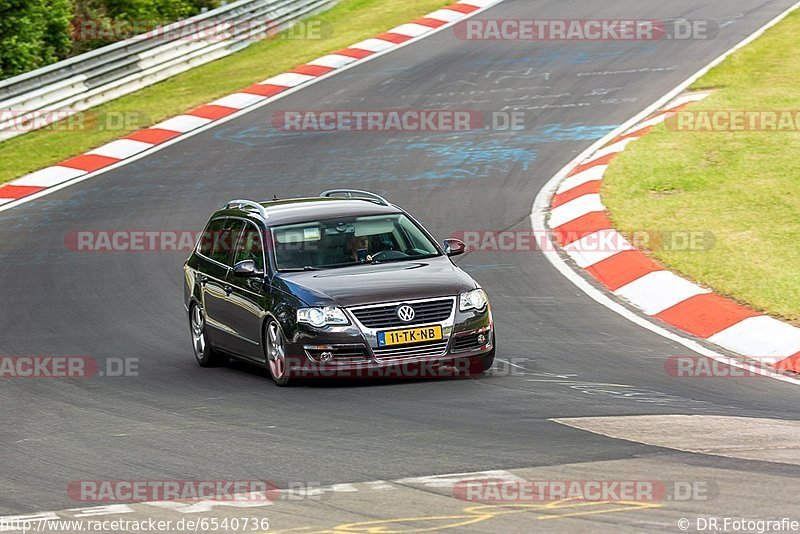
[183,190,494,385]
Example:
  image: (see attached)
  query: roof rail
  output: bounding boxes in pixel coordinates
[223,199,269,219]
[320,189,390,206]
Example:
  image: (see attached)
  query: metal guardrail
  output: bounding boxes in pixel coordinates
[0,0,337,142]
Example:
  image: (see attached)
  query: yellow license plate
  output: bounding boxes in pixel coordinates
[378,325,443,347]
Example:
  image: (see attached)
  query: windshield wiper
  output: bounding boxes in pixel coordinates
[370,255,436,265]
[279,266,319,272]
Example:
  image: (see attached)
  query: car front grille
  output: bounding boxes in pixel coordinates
[372,340,449,360]
[350,298,454,329]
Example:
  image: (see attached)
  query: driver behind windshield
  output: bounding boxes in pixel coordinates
[322,233,373,265]
[273,214,439,271]
[348,234,373,262]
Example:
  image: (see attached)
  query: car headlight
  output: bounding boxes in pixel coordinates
[297,307,349,327]
[459,288,488,312]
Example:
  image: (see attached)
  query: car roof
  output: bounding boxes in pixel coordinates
[216,197,404,226]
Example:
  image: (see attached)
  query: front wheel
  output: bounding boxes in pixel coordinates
[190,303,227,367]
[265,319,295,386]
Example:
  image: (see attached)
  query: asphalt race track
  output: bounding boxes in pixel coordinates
[2,0,800,531]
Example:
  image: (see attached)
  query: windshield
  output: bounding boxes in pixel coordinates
[271,214,441,271]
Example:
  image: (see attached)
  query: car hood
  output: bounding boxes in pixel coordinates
[273,257,477,307]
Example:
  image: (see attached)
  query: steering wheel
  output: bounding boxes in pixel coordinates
[369,250,409,261]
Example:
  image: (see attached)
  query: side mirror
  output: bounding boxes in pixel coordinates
[233,259,262,277]
[443,238,466,257]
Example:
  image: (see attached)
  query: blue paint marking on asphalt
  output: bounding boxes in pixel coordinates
[404,138,535,180]
[212,125,293,148]
[214,122,616,148]
[213,122,618,183]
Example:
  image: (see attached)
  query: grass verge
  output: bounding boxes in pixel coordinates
[0,0,451,185]
[602,9,800,324]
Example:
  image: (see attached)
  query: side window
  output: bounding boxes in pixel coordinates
[197,218,226,257]
[210,218,245,266]
[234,222,265,272]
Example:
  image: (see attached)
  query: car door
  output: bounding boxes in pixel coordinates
[199,217,245,351]
[225,221,271,360]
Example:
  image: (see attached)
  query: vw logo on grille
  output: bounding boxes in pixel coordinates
[396,305,416,322]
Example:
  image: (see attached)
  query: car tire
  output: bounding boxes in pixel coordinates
[265,319,295,386]
[190,303,228,367]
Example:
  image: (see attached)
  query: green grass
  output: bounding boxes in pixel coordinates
[603,9,800,324]
[0,0,452,184]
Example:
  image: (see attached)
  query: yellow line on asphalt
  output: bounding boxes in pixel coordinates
[268,498,662,533]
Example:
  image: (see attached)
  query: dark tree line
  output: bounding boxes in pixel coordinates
[1,0,217,80]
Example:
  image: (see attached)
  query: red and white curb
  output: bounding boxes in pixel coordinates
[546,92,800,373]
[0,0,496,208]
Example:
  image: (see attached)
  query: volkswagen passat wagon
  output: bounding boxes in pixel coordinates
[183,190,494,385]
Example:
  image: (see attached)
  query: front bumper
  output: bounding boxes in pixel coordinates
[287,297,493,377]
